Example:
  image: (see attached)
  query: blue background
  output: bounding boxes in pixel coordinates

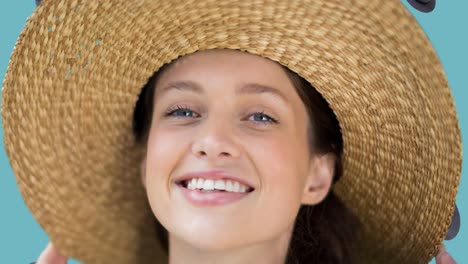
[0,1,466,263]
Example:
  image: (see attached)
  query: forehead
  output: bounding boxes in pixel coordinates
[170,49,281,68]
[154,49,295,97]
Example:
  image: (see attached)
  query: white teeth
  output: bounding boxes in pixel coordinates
[196,178,204,189]
[187,179,195,190]
[232,181,240,192]
[183,178,251,193]
[191,178,197,188]
[202,179,215,190]
[226,181,233,192]
[214,180,225,190]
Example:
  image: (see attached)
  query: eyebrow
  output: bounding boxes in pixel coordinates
[156,80,290,104]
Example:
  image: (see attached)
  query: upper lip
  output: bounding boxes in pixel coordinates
[174,170,255,189]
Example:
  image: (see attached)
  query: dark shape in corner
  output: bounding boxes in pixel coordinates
[407,0,436,13]
[35,0,42,6]
[445,204,461,240]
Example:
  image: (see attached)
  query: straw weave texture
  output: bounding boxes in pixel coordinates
[1,0,462,263]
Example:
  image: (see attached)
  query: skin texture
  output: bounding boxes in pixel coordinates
[35,50,457,264]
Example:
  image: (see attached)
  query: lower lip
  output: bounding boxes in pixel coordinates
[176,184,253,207]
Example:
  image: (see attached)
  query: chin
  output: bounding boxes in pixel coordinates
[181,231,247,251]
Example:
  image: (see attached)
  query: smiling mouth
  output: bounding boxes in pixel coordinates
[175,179,254,207]
[175,180,255,193]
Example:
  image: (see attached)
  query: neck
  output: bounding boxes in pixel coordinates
[168,224,294,264]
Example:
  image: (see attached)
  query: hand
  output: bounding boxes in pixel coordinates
[35,241,68,264]
[436,243,457,264]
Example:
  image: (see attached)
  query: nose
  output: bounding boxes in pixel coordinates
[191,116,241,161]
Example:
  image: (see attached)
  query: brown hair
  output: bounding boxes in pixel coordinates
[132,56,362,264]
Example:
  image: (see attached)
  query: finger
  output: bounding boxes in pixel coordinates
[436,244,457,264]
[36,242,68,264]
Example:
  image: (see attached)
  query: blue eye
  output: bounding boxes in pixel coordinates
[248,111,278,124]
[163,105,278,125]
[164,105,200,118]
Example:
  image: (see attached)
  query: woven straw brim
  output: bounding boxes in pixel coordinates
[1,0,462,263]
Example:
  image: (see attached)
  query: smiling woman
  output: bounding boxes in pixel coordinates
[2,0,462,263]
[132,49,362,264]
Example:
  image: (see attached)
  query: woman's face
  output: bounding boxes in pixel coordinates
[142,49,333,251]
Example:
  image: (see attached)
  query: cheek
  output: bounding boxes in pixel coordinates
[147,130,177,179]
[254,136,306,190]
[144,128,189,222]
[250,137,306,216]
[250,162,304,240]
[146,126,192,181]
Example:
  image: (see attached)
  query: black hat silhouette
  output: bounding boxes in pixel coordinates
[445,204,461,241]
[407,0,436,13]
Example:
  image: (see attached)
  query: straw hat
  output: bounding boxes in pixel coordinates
[1,0,462,263]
